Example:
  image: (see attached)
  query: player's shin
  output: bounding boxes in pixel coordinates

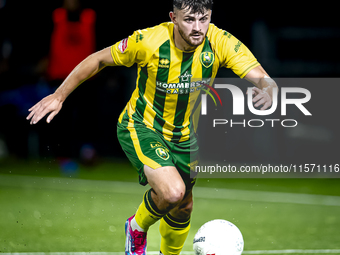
[134,189,166,232]
[159,213,191,255]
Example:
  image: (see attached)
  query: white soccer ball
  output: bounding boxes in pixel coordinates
[193,219,244,255]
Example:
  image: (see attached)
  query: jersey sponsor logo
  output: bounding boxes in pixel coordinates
[234,40,243,53]
[118,38,128,53]
[155,147,169,160]
[136,34,144,43]
[200,52,214,68]
[224,31,232,38]
[159,58,170,69]
[156,80,200,94]
[178,71,193,82]
[155,78,210,95]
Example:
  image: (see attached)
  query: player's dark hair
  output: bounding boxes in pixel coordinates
[173,0,213,14]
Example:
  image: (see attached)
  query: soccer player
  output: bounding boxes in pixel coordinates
[27,0,277,254]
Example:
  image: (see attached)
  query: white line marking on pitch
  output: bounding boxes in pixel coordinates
[242,249,340,254]
[1,174,340,206]
[2,250,340,255]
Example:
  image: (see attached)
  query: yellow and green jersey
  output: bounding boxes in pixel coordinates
[111,22,259,143]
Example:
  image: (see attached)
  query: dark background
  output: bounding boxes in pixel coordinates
[0,0,339,163]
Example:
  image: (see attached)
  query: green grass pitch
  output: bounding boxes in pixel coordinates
[0,159,340,254]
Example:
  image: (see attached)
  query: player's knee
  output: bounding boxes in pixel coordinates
[162,184,185,208]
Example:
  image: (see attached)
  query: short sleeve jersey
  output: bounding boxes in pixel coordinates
[111,22,260,143]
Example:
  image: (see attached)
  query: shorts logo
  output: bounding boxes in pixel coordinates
[200,52,214,68]
[155,148,169,160]
[150,141,163,148]
[118,38,128,53]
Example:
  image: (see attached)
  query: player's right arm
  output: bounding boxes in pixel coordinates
[26,47,115,125]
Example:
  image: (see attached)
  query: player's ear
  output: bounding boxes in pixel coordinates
[169,11,176,24]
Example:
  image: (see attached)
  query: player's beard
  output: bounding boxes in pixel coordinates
[178,25,205,49]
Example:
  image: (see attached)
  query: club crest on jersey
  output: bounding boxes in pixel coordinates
[155,148,169,160]
[200,52,214,68]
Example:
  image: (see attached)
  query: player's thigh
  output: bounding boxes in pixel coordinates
[169,138,199,190]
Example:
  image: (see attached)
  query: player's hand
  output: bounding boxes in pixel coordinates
[26,93,64,125]
[251,87,272,110]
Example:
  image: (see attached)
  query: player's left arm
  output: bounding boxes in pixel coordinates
[244,65,278,110]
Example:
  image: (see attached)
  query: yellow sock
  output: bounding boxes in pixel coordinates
[159,213,191,255]
[135,189,166,231]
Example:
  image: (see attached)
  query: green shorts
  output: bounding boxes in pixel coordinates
[117,122,198,190]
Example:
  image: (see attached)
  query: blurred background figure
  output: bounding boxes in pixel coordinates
[40,0,97,161]
[0,0,97,160]
[47,0,96,84]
